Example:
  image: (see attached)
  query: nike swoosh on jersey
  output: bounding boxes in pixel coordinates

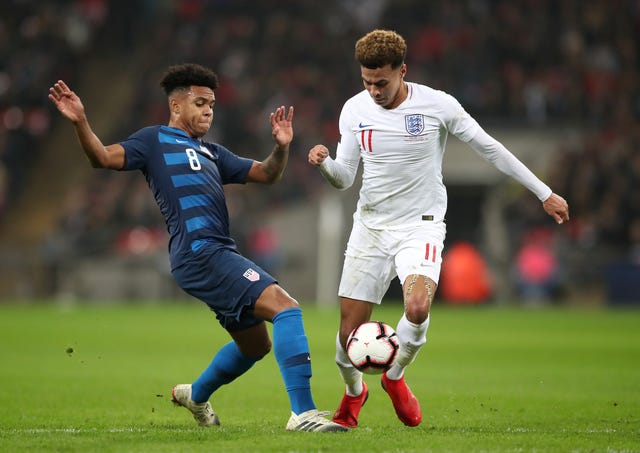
[358,122,374,128]
[175,139,189,144]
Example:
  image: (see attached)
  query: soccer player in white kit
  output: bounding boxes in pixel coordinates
[308,29,570,428]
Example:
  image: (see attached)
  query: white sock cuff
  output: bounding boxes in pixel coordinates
[397,313,429,345]
[335,331,351,367]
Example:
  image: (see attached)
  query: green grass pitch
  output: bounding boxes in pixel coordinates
[0,301,638,452]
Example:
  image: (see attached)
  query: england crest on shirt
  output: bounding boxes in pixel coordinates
[405,114,424,135]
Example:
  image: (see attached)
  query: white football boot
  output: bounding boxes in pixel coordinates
[171,384,220,427]
[286,409,349,432]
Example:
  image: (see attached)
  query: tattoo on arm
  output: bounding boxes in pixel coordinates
[262,144,289,181]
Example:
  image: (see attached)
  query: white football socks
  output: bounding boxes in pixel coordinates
[335,332,364,396]
[385,313,429,380]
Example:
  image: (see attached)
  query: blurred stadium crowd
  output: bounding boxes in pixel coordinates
[1,0,639,302]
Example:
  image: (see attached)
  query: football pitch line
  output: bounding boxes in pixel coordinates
[5,428,152,434]
[3,426,622,435]
[433,427,622,434]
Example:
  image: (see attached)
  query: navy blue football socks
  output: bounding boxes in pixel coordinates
[191,341,257,403]
[272,307,316,414]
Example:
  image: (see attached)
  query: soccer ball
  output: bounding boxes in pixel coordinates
[346,321,399,374]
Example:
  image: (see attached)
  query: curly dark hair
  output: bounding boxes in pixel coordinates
[355,29,406,70]
[160,63,219,95]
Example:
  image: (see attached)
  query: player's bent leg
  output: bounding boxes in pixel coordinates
[274,310,348,432]
[381,373,422,427]
[379,275,433,427]
[172,384,220,427]
[255,285,347,431]
[191,338,263,404]
[174,325,267,427]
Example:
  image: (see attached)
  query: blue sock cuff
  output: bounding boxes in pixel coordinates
[272,306,302,323]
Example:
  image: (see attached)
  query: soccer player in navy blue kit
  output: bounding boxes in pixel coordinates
[48,63,347,432]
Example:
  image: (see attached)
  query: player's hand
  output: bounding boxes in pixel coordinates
[270,106,294,147]
[543,193,570,224]
[308,144,330,166]
[48,80,86,124]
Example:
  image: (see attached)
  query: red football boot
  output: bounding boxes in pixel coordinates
[381,372,422,427]
[332,381,369,428]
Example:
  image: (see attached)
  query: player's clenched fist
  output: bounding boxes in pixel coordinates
[308,144,330,166]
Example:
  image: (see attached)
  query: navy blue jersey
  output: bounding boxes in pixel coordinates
[120,125,253,269]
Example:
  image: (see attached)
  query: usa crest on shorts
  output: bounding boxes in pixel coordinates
[243,268,260,282]
[405,114,424,135]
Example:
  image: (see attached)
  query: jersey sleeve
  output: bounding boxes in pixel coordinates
[468,127,552,201]
[440,91,481,143]
[318,102,361,189]
[336,102,362,162]
[439,91,550,200]
[120,127,155,171]
[210,143,253,184]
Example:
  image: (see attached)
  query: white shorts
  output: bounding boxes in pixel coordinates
[338,218,446,304]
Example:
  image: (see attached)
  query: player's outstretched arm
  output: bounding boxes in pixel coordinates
[542,193,570,224]
[48,80,125,170]
[247,106,293,184]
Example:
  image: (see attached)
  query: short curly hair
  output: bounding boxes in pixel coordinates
[355,29,407,70]
[160,63,219,95]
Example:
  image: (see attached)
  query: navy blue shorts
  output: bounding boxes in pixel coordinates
[172,248,277,332]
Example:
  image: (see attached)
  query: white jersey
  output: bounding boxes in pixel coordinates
[320,82,551,229]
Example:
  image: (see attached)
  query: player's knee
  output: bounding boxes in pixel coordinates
[404,297,430,324]
[255,284,300,320]
[272,285,300,309]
